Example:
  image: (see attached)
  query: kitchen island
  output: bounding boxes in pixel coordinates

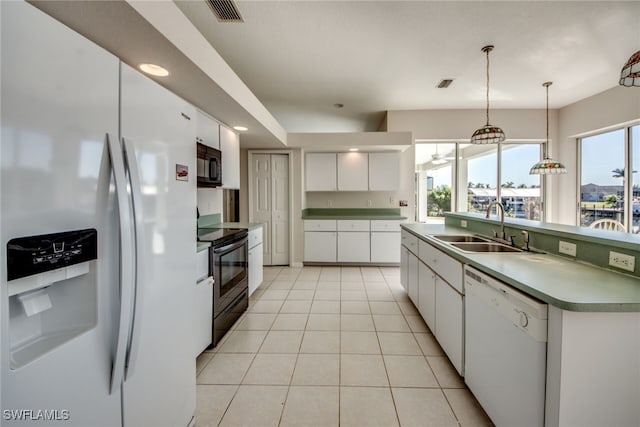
[401,218,640,427]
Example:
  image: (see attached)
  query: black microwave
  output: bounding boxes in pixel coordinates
[197,142,222,187]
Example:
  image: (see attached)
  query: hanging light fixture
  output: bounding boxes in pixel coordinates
[530,82,567,175]
[619,50,640,87]
[470,45,505,144]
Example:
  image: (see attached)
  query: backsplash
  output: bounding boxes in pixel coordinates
[198,213,221,228]
[445,212,640,278]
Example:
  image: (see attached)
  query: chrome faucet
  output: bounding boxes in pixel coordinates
[486,201,506,241]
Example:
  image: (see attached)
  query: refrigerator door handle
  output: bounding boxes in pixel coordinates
[106,133,136,395]
[122,137,145,380]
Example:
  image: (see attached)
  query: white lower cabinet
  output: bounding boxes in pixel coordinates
[304,219,403,264]
[418,261,436,331]
[435,278,464,375]
[338,231,370,263]
[304,232,337,263]
[400,246,409,291]
[371,232,401,263]
[400,229,465,375]
[248,226,263,297]
[407,252,419,305]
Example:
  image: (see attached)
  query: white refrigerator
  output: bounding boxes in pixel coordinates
[1,2,197,426]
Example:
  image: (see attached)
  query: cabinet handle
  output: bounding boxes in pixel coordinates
[181,112,191,120]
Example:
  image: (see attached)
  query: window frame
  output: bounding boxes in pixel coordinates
[576,122,640,233]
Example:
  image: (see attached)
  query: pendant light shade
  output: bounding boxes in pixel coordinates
[620,50,640,87]
[471,45,505,144]
[530,82,567,175]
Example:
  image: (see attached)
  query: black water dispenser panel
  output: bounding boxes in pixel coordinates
[7,229,97,281]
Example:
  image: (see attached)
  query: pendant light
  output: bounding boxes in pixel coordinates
[619,50,640,87]
[470,45,505,144]
[530,82,567,175]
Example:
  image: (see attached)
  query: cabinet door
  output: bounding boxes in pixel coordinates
[195,110,220,149]
[400,246,409,290]
[435,279,464,375]
[306,153,337,191]
[418,262,436,331]
[337,152,368,191]
[408,253,419,305]
[220,124,240,189]
[371,232,401,263]
[337,231,370,263]
[369,152,400,191]
[419,240,463,293]
[248,243,263,296]
[304,232,337,262]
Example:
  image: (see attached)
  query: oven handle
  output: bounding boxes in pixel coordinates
[213,237,248,254]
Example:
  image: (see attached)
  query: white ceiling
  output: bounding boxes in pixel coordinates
[29,1,640,147]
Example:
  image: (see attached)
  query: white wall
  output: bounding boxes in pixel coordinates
[554,86,640,225]
[197,188,223,216]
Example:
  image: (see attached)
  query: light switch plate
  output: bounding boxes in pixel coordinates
[558,241,577,257]
[609,251,635,272]
[460,220,467,228]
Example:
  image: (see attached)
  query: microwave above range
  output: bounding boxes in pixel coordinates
[197,142,222,187]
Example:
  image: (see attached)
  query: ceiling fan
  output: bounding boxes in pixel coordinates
[431,145,455,165]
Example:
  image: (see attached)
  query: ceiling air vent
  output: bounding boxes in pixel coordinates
[436,79,454,88]
[206,0,244,23]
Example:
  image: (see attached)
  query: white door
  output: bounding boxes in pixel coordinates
[120,64,197,427]
[251,154,273,265]
[250,153,290,266]
[1,3,123,425]
[271,154,290,265]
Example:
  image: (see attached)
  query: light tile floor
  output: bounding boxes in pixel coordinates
[196,266,493,427]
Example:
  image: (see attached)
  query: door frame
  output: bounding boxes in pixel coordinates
[248,150,294,267]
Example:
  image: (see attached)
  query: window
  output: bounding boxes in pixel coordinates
[579,124,640,233]
[415,141,543,222]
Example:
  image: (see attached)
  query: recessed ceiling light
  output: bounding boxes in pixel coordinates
[233,126,248,132]
[333,103,344,108]
[139,63,169,77]
[437,79,454,88]
[349,148,359,152]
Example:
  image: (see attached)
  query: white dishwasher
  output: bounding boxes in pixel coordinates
[464,266,548,427]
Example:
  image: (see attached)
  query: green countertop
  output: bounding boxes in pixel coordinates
[197,241,211,252]
[401,223,640,312]
[302,208,407,220]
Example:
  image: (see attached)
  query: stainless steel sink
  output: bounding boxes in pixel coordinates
[432,234,490,243]
[450,242,523,253]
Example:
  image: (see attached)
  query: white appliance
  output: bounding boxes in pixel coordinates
[1,2,197,426]
[464,266,548,427]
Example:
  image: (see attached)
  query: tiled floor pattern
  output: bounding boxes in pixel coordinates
[196,266,493,427]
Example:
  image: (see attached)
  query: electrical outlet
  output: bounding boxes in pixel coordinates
[389,197,395,205]
[609,251,635,272]
[460,220,467,228]
[328,200,333,207]
[367,200,372,207]
[558,241,577,257]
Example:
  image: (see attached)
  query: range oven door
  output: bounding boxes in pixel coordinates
[211,236,248,318]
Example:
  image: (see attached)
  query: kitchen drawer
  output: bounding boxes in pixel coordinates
[337,219,370,231]
[304,219,337,232]
[249,226,263,248]
[371,220,404,232]
[418,240,463,294]
[401,229,419,255]
[196,249,209,282]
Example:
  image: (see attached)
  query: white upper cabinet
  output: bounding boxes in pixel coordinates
[306,153,337,191]
[369,152,400,191]
[220,124,240,189]
[195,110,220,149]
[337,152,368,191]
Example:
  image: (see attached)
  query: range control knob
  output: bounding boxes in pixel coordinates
[519,311,529,328]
